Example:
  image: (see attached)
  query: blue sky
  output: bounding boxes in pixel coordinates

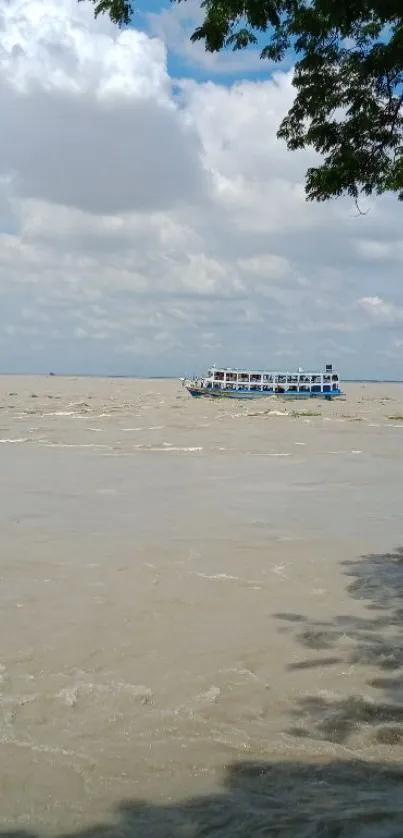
[134,0,276,84]
[0,0,402,378]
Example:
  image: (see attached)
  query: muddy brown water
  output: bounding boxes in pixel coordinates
[1,377,403,836]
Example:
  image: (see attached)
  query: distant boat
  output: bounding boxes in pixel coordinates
[181,364,344,400]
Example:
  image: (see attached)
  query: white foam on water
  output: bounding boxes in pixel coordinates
[258,452,292,457]
[42,411,77,417]
[148,446,203,453]
[325,450,362,456]
[57,687,78,708]
[246,409,290,417]
[73,415,95,420]
[221,667,261,683]
[0,438,29,444]
[39,442,111,450]
[196,686,221,704]
[5,736,88,760]
[197,573,241,581]
[57,681,153,706]
[270,563,287,577]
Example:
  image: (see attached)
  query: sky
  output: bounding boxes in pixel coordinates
[0,0,402,378]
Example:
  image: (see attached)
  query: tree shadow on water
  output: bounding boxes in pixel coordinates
[275,546,403,746]
[4,548,403,836]
[2,759,403,837]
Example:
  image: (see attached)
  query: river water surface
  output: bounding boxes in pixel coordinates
[1,377,403,836]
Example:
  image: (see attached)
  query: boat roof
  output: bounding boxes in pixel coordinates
[207,367,338,375]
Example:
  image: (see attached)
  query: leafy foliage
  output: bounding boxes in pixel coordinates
[78,0,133,27]
[82,0,403,202]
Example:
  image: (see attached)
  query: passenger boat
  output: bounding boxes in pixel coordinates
[181,364,343,400]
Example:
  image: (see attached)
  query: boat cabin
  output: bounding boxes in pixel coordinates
[199,365,341,395]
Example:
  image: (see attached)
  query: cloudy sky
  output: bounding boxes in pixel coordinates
[0,0,402,377]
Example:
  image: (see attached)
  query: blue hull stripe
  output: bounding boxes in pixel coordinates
[186,387,344,400]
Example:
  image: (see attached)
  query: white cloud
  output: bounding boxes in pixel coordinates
[357,296,403,325]
[0,0,205,214]
[0,0,402,377]
[355,239,403,261]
